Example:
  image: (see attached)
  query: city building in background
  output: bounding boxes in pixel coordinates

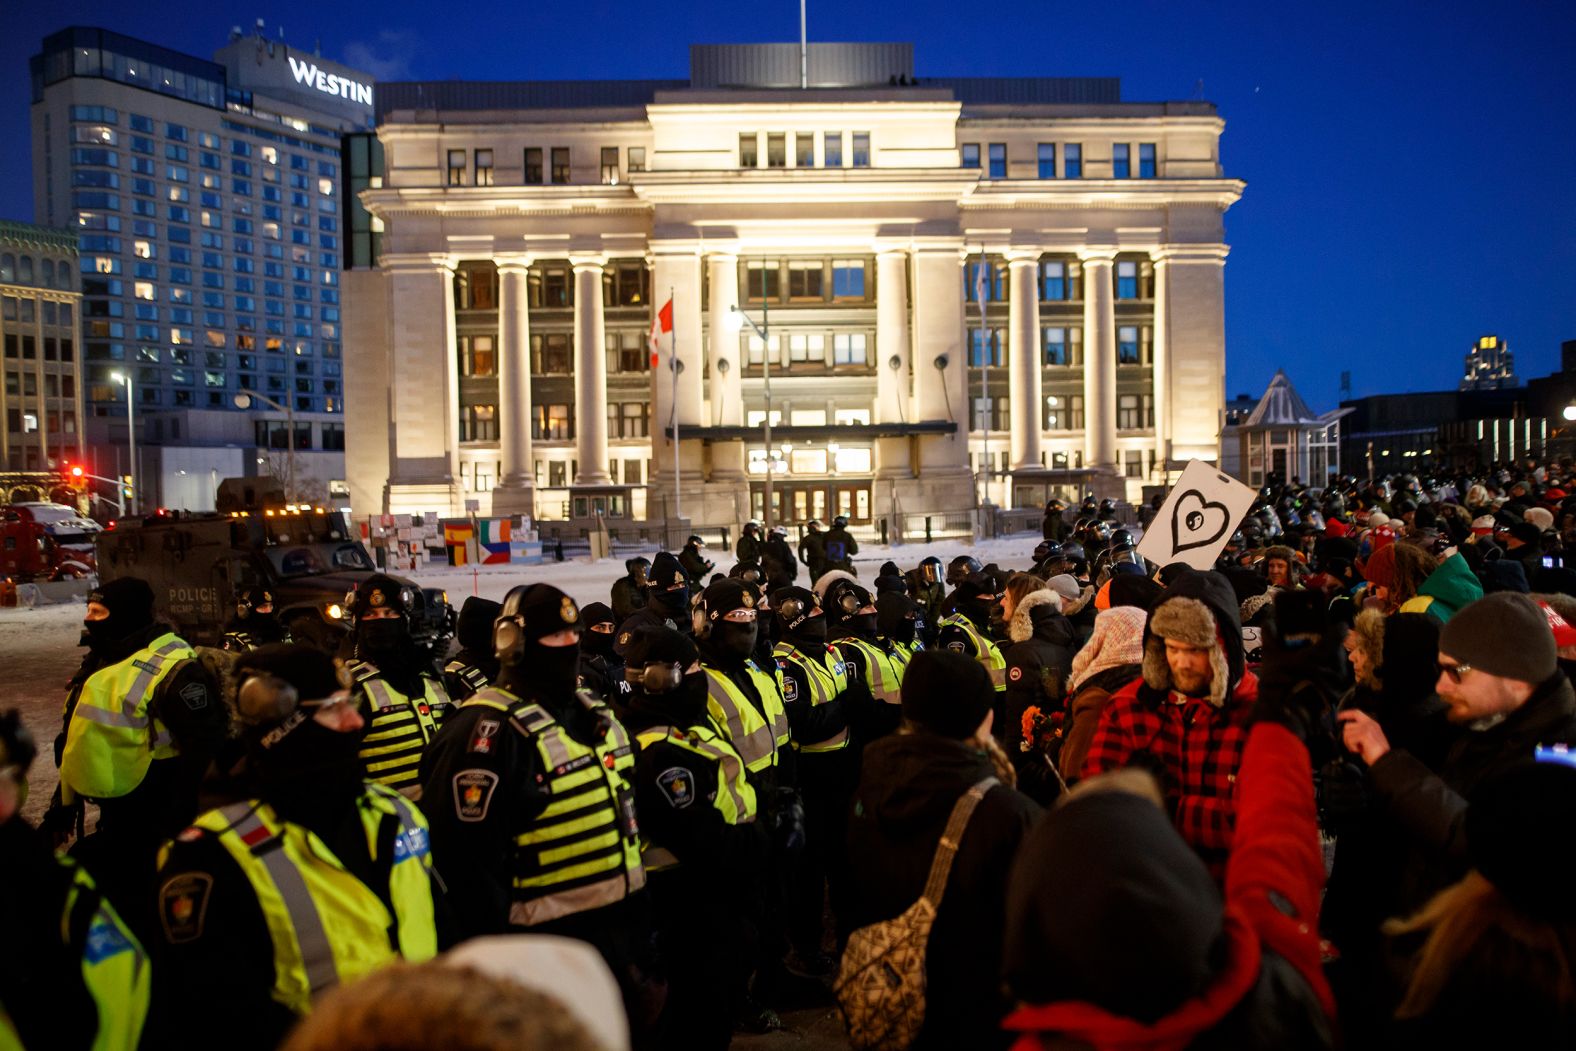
[1,220,83,475]
[30,23,373,508]
[1218,369,1348,486]
[1459,333,1518,391]
[346,42,1243,527]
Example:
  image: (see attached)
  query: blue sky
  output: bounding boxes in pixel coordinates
[3,0,1572,408]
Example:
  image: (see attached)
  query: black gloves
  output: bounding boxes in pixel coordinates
[769,786,806,855]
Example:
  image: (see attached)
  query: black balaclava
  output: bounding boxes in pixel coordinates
[829,581,878,639]
[351,575,421,688]
[773,586,827,647]
[580,602,618,661]
[954,573,999,629]
[496,583,584,703]
[624,628,709,727]
[83,577,157,654]
[234,586,287,644]
[647,552,690,617]
[698,579,760,662]
[876,592,918,646]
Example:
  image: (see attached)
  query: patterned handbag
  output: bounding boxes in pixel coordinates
[835,776,998,1050]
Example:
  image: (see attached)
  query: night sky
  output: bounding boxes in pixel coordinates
[2,1,1571,410]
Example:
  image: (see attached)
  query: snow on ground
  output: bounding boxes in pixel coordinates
[407,532,1047,606]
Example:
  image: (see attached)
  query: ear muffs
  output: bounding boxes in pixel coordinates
[692,606,711,639]
[493,616,524,661]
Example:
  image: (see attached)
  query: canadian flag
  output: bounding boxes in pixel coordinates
[648,296,674,365]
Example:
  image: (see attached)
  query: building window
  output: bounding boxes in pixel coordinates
[1115,261,1140,300]
[1042,326,1068,366]
[547,460,567,487]
[614,401,649,438]
[744,334,779,366]
[1064,143,1082,178]
[851,132,871,167]
[833,333,867,366]
[531,333,572,374]
[474,149,494,186]
[795,133,814,167]
[534,267,571,308]
[1040,260,1067,301]
[455,264,499,310]
[550,148,571,184]
[832,259,866,299]
[961,143,980,169]
[1117,394,1142,430]
[460,404,497,441]
[604,261,649,307]
[524,148,543,184]
[1118,326,1140,364]
[766,133,786,168]
[788,261,824,300]
[823,132,843,167]
[739,133,758,168]
[971,396,1007,432]
[965,260,1004,302]
[1139,143,1157,178]
[746,261,780,302]
[628,147,646,173]
[1037,143,1056,179]
[534,404,572,440]
[1112,143,1131,179]
[787,333,824,363]
[447,150,466,186]
[607,330,650,373]
[461,334,496,376]
[1124,449,1145,477]
[600,147,619,185]
[968,328,1004,367]
[987,143,1007,179]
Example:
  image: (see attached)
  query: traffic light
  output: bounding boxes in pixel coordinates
[122,474,134,499]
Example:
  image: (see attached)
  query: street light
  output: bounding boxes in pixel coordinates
[236,388,295,501]
[109,371,136,514]
[728,301,776,530]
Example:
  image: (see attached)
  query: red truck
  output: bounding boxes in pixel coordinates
[0,502,101,581]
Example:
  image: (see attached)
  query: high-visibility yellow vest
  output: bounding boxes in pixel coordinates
[834,636,906,708]
[633,723,757,871]
[774,642,851,753]
[61,633,193,803]
[346,661,450,796]
[703,661,789,774]
[62,856,150,1051]
[465,687,647,928]
[170,785,437,1017]
[937,613,1007,691]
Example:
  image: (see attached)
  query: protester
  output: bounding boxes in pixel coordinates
[1057,604,1148,785]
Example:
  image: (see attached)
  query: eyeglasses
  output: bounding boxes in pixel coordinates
[1439,662,1474,684]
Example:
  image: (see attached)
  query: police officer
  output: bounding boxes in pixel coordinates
[905,556,946,644]
[419,584,660,1032]
[222,585,291,652]
[821,515,858,577]
[693,580,791,788]
[761,524,798,589]
[611,555,652,623]
[770,585,858,975]
[735,519,763,566]
[441,596,501,701]
[53,577,224,938]
[577,602,624,705]
[620,628,767,1051]
[343,574,452,797]
[827,579,906,743]
[614,551,691,655]
[939,554,984,617]
[152,644,440,1051]
[1,710,149,1051]
[936,572,1009,707]
[798,520,827,582]
[678,534,715,588]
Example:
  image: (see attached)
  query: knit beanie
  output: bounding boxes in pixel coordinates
[1466,761,1576,921]
[1524,507,1555,532]
[1361,543,1398,589]
[1045,574,1082,603]
[901,650,994,739]
[1439,593,1556,683]
[1106,573,1163,612]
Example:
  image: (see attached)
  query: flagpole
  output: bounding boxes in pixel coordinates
[976,246,987,510]
[670,285,680,532]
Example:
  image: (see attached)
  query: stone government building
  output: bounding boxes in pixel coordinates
[344,42,1241,529]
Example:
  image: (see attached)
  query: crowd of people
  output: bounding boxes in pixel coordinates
[5,472,1576,1050]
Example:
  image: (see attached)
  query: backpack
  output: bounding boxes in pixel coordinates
[835,776,998,1050]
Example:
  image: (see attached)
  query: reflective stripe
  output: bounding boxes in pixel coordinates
[120,639,188,725]
[938,614,1007,690]
[836,638,904,707]
[775,643,852,752]
[219,803,339,998]
[704,669,777,771]
[71,704,144,729]
[633,725,756,830]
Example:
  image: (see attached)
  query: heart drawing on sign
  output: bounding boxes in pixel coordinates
[1170,489,1232,554]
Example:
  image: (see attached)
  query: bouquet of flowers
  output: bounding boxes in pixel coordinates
[1020,705,1066,755]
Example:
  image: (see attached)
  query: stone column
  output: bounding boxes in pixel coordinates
[492,257,535,514]
[1007,252,1043,470]
[1080,249,1118,472]
[910,244,971,500]
[706,253,742,426]
[1163,246,1231,463]
[572,257,611,484]
[1150,250,1171,474]
[383,253,460,511]
[875,249,911,425]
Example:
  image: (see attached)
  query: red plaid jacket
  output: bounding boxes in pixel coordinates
[1079,670,1259,883]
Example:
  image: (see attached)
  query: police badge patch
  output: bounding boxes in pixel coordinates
[179,682,209,710]
[946,641,966,654]
[159,872,213,944]
[453,769,500,822]
[783,677,799,702]
[657,766,695,809]
[561,596,579,623]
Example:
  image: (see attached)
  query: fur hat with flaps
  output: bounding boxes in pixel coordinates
[1139,568,1246,709]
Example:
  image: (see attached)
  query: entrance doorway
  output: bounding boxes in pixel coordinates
[751,481,872,525]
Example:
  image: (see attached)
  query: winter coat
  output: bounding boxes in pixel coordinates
[1002,592,1078,748]
[678,545,714,586]
[610,574,647,623]
[734,532,761,565]
[821,527,858,570]
[1060,664,1141,787]
[1080,569,1258,883]
[1366,671,1576,912]
[1397,552,1483,624]
[1003,722,1336,1051]
[761,536,797,586]
[845,732,1041,1050]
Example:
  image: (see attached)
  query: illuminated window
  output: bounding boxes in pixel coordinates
[133,282,155,300]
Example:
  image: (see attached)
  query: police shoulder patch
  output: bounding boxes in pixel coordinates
[656,766,695,809]
[179,682,210,710]
[782,676,799,703]
[453,769,500,822]
[159,872,213,944]
[945,640,967,654]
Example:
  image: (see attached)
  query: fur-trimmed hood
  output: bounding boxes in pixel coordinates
[1009,589,1063,643]
[812,568,859,598]
[1140,570,1246,709]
